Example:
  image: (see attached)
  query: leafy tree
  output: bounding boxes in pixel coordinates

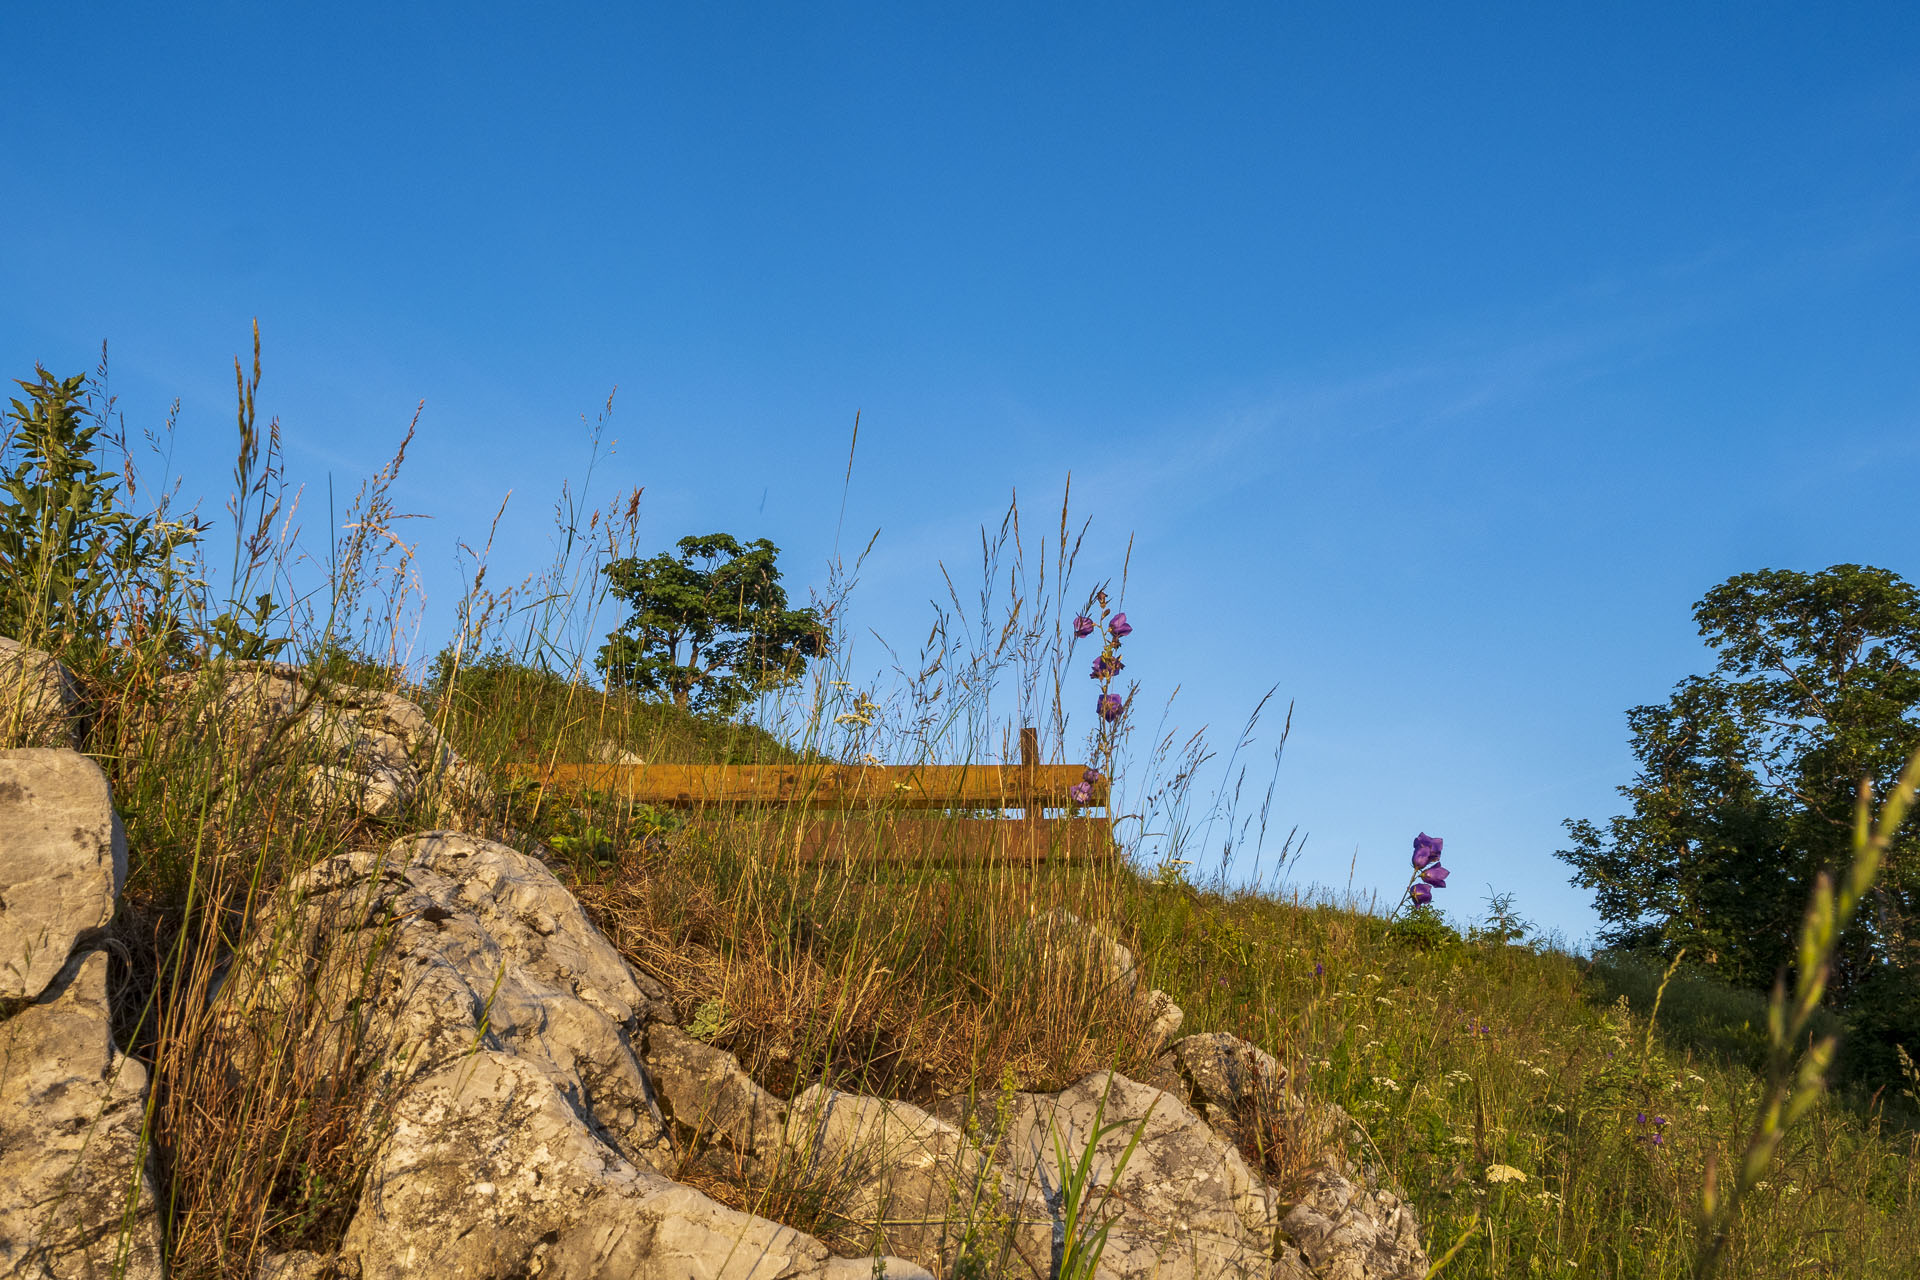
[597,533,825,716]
[1559,565,1920,1077]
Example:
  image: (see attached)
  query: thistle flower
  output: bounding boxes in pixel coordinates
[1409,882,1433,906]
[1097,692,1125,722]
[1108,612,1132,639]
[1073,614,1096,638]
[1091,652,1124,679]
[1069,781,1093,805]
[1420,863,1450,889]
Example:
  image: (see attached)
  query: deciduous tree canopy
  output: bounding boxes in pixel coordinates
[1559,564,1920,1078]
[596,533,825,717]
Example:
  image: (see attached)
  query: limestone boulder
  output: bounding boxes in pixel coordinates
[153,663,496,827]
[1281,1168,1427,1280]
[1143,1031,1289,1159]
[593,738,646,765]
[643,1022,790,1170]
[786,1085,1050,1276]
[220,832,676,1171]
[0,950,164,1280]
[340,1047,927,1280]
[0,637,78,748]
[226,831,920,1280]
[1024,910,1184,1046]
[0,750,126,1000]
[944,1069,1278,1280]
[1144,1033,1429,1280]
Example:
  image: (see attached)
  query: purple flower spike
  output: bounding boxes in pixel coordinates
[1091,653,1124,679]
[1069,781,1093,805]
[1073,615,1096,639]
[1420,863,1450,889]
[1108,612,1132,639]
[1097,692,1125,722]
[1409,882,1433,906]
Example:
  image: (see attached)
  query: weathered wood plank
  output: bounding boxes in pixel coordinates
[736,815,1119,865]
[500,761,1106,810]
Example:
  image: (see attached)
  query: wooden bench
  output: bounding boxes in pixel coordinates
[505,727,1115,864]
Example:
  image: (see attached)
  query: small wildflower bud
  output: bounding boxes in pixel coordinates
[1097,692,1125,722]
[1073,615,1096,638]
[1108,612,1132,639]
[1091,653,1124,679]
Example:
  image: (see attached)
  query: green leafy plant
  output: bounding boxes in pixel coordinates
[0,366,199,653]
[1045,1079,1151,1280]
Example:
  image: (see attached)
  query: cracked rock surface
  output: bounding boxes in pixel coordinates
[0,950,165,1280]
[223,831,924,1280]
[0,749,126,1001]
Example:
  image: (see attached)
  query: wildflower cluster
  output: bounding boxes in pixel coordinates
[1070,601,1132,804]
[1407,831,1451,907]
[1073,605,1131,725]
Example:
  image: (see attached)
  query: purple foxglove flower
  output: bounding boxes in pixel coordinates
[1108,612,1132,639]
[1083,766,1101,785]
[1097,692,1125,722]
[1073,614,1096,638]
[1069,781,1093,805]
[1408,882,1433,906]
[1091,653,1124,679]
[1420,863,1450,888]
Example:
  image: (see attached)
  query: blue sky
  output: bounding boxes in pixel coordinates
[6,4,1919,941]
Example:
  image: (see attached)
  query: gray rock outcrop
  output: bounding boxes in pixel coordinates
[786,1084,1050,1274]
[1280,1167,1427,1280]
[1143,1031,1428,1280]
[643,1022,790,1172]
[0,637,78,749]
[154,663,495,826]
[1024,909,1184,1043]
[223,831,925,1280]
[0,749,126,1000]
[0,950,165,1280]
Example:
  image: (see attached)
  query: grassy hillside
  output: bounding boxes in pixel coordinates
[7,356,1918,1278]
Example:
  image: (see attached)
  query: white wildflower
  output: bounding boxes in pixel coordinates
[1485,1164,1528,1185]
